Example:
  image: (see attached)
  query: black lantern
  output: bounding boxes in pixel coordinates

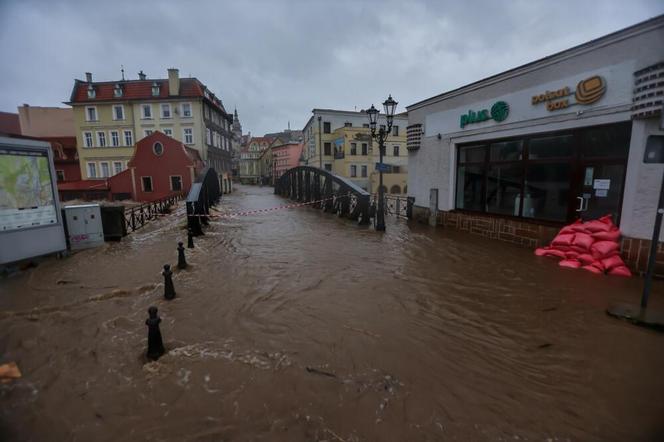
[383,95,397,125]
[366,104,379,132]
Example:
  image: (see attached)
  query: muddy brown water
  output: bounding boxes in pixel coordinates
[1,184,663,441]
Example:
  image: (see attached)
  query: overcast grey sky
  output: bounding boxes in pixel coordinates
[0,0,662,135]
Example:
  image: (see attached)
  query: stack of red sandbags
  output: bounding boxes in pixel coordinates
[535,215,631,277]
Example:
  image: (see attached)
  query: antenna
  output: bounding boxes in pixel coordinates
[121,65,125,81]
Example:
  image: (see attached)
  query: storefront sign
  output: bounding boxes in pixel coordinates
[531,75,606,111]
[459,101,509,128]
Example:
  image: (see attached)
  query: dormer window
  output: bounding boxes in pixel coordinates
[87,84,96,99]
[113,84,123,97]
[151,81,160,96]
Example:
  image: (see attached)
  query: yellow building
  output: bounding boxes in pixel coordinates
[66,69,235,193]
[302,109,408,194]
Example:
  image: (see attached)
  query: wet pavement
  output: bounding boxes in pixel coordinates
[1,184,663,441]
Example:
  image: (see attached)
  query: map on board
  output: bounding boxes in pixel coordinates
[0,152,57,231]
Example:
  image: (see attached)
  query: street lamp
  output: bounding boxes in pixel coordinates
[366,95,398,231]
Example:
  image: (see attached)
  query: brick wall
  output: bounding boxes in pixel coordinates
[412,206,664,277]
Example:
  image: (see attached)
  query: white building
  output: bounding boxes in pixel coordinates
[406,15,664,274]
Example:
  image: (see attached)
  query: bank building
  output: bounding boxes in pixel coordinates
[406,15,664,274]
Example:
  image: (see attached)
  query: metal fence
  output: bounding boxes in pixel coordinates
[124,192,186,232]
[371,194,414,220]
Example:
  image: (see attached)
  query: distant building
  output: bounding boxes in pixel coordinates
[272,141,303,185]
[0,111,21,136]
[301,109,408,193]
[239,136,274,184]
[17,105,74,137]
[66,68,234,194]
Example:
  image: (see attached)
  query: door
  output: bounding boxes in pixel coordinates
[575,163,626,223]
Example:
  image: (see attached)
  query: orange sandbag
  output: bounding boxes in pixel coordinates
[542,249,567,259]
[571,224,591,233]
[577,253,596,265]
[591,241,619,259]
[572,233,594,251]
[565,250,579,259]
[599,214,615,226]
[582,264,604,274]
[534,247,548,256]
[560,220,583,234]
[584,220,611,233]
[601,254,625,271]
[559,259,581,269]
[552,233,575,247]
[609,266,632,277]
[591,229,620,241]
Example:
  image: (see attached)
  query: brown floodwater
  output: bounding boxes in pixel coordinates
[1,184,663,441]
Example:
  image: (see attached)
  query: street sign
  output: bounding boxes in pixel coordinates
[375,163,392,172]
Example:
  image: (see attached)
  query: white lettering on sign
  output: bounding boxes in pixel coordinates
[593,179,611,190]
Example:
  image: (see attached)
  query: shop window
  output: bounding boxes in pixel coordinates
[580,123,631,158]
[528,135,574,159]
[522,163,571,221]
[486,163,523,215]
[456,164,485,212]
[490,140,522,161]
[458,145,486,163]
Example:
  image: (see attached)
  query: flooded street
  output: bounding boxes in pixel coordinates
[1,184,663,441]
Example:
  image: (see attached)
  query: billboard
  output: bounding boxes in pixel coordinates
[0,136,66,264]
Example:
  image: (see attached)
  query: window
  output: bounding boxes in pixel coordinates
[324,142,331,155]
[528,135,573,159]
[151,82,160,96]
[181,103,192,117]
[86,106,97,121]
[393,145,400,156]
[393,125,399,136]
[87,162,97,178]
[113,161,123,174]
[96,131,106,147]
[206,128,212,145]
[83,131,93,148]
[170,176,183,191]
[161,103,171,119]
[153,142,164,156]
[142,104,152,119]
[361,143,368,155]
[56,170,65,182]
[100,162,110,178]
[350,143,357,155]
[144,129,153,138]
[183,128,194,144]
[142,176,153,192]
[363,123,369,128]
[344,122,352,127]
[113,105,124,120]
[361,165,367,177]
[163,128,173,137]
[350,165,357,177]
[324,164,332,171]
[110,131,120,147]
[323,122,331,133]
[113,84,123,98]
[390,185,401,194]
[87,85,96,99]
[123,130,133,146]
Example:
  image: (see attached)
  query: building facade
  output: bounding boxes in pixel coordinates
[66,68,234,193]
[272,141,304,184]
[406,15,664,274]
[302,109,408,193]
[17,105,74,137]
[239,136,273,184]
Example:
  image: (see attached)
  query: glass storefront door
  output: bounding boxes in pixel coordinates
[575,163,626,223]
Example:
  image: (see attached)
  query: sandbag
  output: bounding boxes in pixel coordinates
[534,247,548,256]
[577,253,596,266]
[599,214,615,226]
[560,220,583,234]
[609,266,632,277]
[559,259,581,269]
[591,229,620,242]
[571,224,591,233]
[572,233,594,251]
[584,220,611,233]
[552,233,575,247]
[591,241,619,259]
[582,264,604,274]
[542,249,567,259]
[601,254,625,271]
[565,250,580,259]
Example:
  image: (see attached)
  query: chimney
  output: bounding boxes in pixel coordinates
[85,72,92,82]
[138,70,146,80]
[168,68,180,96]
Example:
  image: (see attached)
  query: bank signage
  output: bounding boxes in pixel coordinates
[531,75,606,111]
[459,101,510,128]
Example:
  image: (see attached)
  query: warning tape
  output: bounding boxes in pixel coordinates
[188,193,352,219]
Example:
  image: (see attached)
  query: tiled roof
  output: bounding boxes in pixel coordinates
[68,78,227,113]
[0,111,21,135]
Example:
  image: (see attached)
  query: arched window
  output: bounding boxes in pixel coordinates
[379,185,388,194]
[390,185,401,194]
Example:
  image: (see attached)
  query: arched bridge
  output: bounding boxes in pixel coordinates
[275,166,371,225]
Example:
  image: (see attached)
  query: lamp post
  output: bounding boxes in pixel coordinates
[366,95,398,232]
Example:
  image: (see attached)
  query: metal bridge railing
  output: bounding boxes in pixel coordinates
[124,192,186,232]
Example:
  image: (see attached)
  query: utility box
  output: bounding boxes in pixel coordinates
[62,204,104,250]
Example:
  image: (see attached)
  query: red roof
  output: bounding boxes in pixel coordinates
[0,111,21,135]
[68,77,227,114]
[58,180,109,191]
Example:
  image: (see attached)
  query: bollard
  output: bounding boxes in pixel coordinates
[162,264,176,300]
[187,229,194,249]
[177,241,187,269]
[146,306,165,361]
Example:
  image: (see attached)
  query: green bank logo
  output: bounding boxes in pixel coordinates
[460,101,510,128]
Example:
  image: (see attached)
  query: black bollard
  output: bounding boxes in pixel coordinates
[177,241,187,269]
[162,264,176,300]
[146,306,165,361]
[187,229,194,249]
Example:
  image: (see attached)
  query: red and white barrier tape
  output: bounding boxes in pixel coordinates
[189,193,351,219]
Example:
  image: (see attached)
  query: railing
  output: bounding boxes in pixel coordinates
[186,167,222,235]
[124,192,186,232]
[371,194,415,220]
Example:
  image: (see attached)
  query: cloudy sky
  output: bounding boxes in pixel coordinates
[0,0,662,135]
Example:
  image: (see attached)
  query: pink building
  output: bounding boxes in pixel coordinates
[272,141,303,184]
